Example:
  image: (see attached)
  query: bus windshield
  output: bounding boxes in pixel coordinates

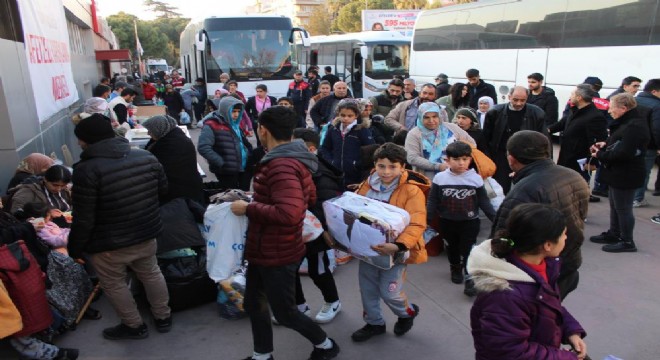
[206,29,294,82]
[148,65,168,73]
[365,43,409,80]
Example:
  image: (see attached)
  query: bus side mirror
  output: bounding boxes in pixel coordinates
[196,30,207,52]
[360,46,368,60]
[291,27,311,47]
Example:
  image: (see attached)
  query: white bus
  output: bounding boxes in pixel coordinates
[410,0,660,120]
[180,15,310,98]
[298,31,410,98]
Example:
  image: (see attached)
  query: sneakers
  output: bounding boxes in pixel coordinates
[464,278,477,297]
[240,356,274,360]
[602,240,637,253]
[309,338,340,360]
[632,199,649,208]
[651,215,660,225]
[154,316,172,333]
[272,304,311,325]
[54,348,79,360]
[102,323,148,340]
[589,231,619,244]
[450,265,464,284]
[314,301,341,323]
[588,195,601,203]
[393,304,419,336]
[592,189,608,197]
[351,323,386,342]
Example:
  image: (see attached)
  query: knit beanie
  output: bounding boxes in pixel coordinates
[454,107,478,125]
[143,115,178,140]
[583,76,603,87]
[74,113,115,144]
[506,130,550,164]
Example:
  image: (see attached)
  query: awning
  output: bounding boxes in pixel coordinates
[95,49,131,62]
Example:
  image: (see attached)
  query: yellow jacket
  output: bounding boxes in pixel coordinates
[0,279,23,339]
[356,169,430,265]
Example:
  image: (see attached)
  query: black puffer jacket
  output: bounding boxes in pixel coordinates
[310,93,349,127]
[491,159,590,277]
[68,137,167,257]
[596,108,650,189]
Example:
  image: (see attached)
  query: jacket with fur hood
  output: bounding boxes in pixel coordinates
[245,140,319,267]
[468,240,586,360]
[319,118,375,188]
[356,169,430,265]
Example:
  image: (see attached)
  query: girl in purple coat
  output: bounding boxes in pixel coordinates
[468,203,588,360]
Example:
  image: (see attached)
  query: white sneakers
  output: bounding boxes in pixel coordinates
[314,300,341,324]
[271,301,342,325]
[272,304,311,325]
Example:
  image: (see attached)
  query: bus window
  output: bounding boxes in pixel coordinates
[336,50,346,80]
[365,43,409,80]
[310,50,318,65]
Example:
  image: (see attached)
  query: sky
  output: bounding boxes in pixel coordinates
[96,0,255,21]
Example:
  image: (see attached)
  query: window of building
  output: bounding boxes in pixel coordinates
[67,20,86,55]
[0,0,24,42]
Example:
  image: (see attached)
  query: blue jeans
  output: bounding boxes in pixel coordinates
[609,187,636,242]
[634,149,657,201]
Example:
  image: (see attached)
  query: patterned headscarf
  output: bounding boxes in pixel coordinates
[143,115,178,140]
[416,102,452,164]
[16,153,54,175]
[83,97,109,115]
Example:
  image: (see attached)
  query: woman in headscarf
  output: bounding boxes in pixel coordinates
[453,107,488,153]
[142,115,203,204]
[476,96,494,129]
[6,153,54,193]
[404,102,475,180]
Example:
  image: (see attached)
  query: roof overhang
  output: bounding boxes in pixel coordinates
[95,49,131,61]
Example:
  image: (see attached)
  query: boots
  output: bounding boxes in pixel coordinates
[590,231,619,244]
[602,239,637,253]
[450,264,463,284]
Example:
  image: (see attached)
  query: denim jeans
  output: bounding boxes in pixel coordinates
[609,187,637,242]
[244,262,327,354]
[634,149,657,201]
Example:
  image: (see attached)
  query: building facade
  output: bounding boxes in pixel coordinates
[247,0,325,28]
[0,0,118,194]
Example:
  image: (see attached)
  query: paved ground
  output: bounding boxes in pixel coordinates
[2,131,659,360]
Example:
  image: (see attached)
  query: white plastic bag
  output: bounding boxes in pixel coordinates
[203,203,248,282]
[302,210,324,243]
[484,177,504,211]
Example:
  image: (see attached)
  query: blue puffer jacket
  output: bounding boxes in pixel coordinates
[197,97,252,175]
[319,119,375,188]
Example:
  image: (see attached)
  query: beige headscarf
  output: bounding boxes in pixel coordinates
[16,153,54,175]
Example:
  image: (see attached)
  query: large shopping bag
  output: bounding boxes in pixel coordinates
[323,192,410,269]
[484,177,504,211]
[203,203,248,282]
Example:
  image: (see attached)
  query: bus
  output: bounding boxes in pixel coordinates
[298,31,411,98]
[179,15,310,98]
[410,0,660,120]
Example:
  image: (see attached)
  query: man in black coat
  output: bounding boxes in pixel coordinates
[434,73,451,98]
[69,114,172,340]
[310,81,350,128]
[492,130,589,300]
[466,68,498,109]
[321,66,340,88]
[527,72,559,126]
[549,84,608,188]
[482,86,546,194]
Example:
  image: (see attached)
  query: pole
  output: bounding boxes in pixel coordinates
[134,20,142,76]
[365,0,368,10]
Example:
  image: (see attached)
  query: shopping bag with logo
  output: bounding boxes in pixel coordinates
[203,202,248,282]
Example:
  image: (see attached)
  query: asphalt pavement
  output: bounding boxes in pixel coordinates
[1,129,658,360]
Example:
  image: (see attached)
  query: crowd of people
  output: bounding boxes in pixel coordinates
[1,64,658,360]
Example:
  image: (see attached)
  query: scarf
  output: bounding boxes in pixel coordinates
[416,102,452,164]
[16,153,54,175]
[255,96,271,114]
[340,120,358,137]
